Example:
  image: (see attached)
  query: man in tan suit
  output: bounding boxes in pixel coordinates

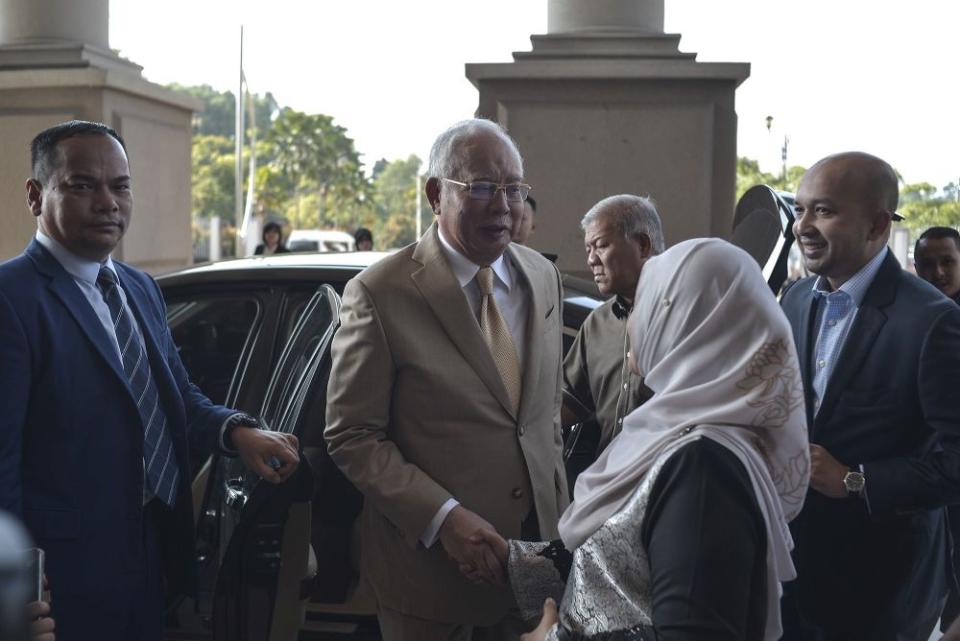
[325,119,568,641]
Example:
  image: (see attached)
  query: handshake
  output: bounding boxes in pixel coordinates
[439,505,510,586]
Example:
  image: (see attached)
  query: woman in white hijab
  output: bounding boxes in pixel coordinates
[471,238,810,641]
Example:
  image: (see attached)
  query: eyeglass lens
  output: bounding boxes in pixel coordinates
[466,181,530,202]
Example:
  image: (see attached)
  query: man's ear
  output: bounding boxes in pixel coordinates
[25,179,43,218]
[867,209,892,240]
[632,232,653,258]
[425,177,442,216]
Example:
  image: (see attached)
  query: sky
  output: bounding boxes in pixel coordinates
[110,0,960,188]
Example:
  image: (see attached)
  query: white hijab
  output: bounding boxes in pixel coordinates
[558,238,810,641]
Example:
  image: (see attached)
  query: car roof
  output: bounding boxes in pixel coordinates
[157,251,393,287]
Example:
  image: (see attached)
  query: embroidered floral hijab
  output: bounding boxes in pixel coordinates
[558,238,810,641]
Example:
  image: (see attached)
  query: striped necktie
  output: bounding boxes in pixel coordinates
[97,266,179,506]
[475,266,522,413]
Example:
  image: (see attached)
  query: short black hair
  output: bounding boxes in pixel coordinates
[915,226,960,257]
[262,221,283,240]
[30,120,126,184]
[525,194,537,212]
[354,227,373,243]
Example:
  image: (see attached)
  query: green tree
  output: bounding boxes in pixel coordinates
[191,134,235,220]
[898,182,960,230]
[259,108,372,230]
[371,155,431,249]
[736,156,806,201]
[167,83,278,139]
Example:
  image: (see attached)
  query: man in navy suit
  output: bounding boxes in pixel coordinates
[0,121,301,641]
[780,151,960,641]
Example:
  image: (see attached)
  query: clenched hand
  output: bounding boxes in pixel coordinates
[232,427,300,483]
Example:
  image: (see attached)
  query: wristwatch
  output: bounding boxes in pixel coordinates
[224,412,263,451]
[843,469,866,498]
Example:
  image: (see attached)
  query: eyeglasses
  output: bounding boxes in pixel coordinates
[442,178,531,203]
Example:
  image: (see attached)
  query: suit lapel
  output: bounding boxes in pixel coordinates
[509,246,546,424]
[411,225,516,417]
[27,241,130,389]
[815,254,899,426]
[796,287,818,428]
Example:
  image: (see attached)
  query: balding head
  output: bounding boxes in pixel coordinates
[807,152,899,214]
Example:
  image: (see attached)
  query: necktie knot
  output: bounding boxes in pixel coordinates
[476,266,494,296]
[97,265,119,296]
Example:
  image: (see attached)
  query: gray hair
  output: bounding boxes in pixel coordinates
[581,194,665,254]
[427,118,523,181]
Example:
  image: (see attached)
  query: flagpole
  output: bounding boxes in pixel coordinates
[234,25,245,256]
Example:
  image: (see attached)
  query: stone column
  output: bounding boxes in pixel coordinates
[466,0,749,278]
[0,0,109,48]
[548,0,663,34]
[0,0,200,272]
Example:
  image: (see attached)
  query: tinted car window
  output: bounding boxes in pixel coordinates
[167,296,260,405]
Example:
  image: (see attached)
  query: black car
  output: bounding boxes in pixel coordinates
[158,250,603,641]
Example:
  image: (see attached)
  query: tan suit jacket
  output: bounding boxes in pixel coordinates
[325,224,568,624]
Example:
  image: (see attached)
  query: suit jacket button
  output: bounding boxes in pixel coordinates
[518,424,526,436]
[511,488,524,499]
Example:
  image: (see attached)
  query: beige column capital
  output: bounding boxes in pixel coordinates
[0,0,109,48]
[547,0,664,34]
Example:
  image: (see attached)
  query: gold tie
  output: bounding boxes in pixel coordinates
[475,266,522,413]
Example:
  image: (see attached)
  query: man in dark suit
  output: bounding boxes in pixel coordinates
[0,120,301,641]
[780,151,960,640]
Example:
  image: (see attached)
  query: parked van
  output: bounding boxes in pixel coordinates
[287,229,356,253]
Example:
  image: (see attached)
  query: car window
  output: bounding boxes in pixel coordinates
[166,295,260,405]
[261,286,339,433]
[287,239,318,252]
[279,286,324,349]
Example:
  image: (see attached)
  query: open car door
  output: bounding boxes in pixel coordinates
[209,285,341,641]
[732,185,796,294]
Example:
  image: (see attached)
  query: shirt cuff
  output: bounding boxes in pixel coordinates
[420,498,459,548]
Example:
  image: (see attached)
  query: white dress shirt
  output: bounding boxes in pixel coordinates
[420,230,531,548]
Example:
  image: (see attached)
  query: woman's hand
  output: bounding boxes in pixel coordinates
[521,598,558,641]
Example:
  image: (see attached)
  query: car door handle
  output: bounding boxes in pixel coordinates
[224,477,247,511]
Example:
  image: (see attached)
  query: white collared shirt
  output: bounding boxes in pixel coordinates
[436,227,528,368]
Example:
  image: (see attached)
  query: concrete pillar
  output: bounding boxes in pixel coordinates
[0,0,109,48]
[548,0,663,34]
[0,0,200,272]
[466,0,749,277]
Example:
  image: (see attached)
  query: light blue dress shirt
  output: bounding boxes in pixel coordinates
[810,247,889,414]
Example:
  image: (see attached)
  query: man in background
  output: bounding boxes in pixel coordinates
[512,194,536,245]
[915,226,960,305]
[562,195,661,457]
[914,225,960,631]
